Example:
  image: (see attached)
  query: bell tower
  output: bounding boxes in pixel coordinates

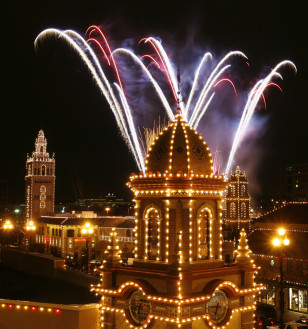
[25,130,55,221]
[225,166,251,231]
[93,114,260,329]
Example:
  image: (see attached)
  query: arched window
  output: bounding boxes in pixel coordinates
[231,185,236,196]
[41,166,46,176]
[40,146,44,153]
[34,168,37,175]
[197,208,210,260]
[145,208,160,260]
[50,168,53,176]
[47,168,49,175]
[241,202,246,218]
[241,185,246,196]
[37,167,40,175]
[230,202,236,218]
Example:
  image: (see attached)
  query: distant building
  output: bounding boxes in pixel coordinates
[224,166,251,231]
[286,163,308,202]
[35,212,135,261]
[250,202,308,322]
[77,193,133,215]
[25,130,55,221]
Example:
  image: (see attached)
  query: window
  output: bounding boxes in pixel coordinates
[67,229,74,237]
[289,288,308,313]
[40,146,44,153]
[240,202,246,218]
[147,209,159,260]
[41,166,46,176]
[230,202,236,218]
[231,185,236,196]
[34,168,37,175]
[52,228,54,236]
[47,168,49,175]
[198,209,210,260]
[241,185,246,196]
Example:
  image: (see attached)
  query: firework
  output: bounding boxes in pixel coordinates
[35,27,296,175]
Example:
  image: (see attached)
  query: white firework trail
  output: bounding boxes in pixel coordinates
[113,48,174,120]
[225,60,297,174]
[35,27,295,176]
[185,52,213,117]
[35,28,145,172]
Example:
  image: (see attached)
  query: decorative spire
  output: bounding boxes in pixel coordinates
[104,229,122,267]
[235,229,253,265]
[34,130,48,157]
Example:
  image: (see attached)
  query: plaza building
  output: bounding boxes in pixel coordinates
[249,202,308,322]
[25,130,55,221]
[93,113,260,329]
[34,212,135,261]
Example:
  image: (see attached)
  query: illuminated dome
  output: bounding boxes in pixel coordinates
[145,113,213,175]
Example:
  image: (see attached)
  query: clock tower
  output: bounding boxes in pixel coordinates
[93,113,261,329]
[25,130,55,221]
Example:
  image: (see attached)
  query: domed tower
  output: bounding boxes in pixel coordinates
[25,130,55,221]
[94,113,260,329]
[129,113,226,264]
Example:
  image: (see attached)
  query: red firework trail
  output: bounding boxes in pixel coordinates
[140,38,178,102]
[86,38,111,65]
[140,55,161,69]
[214,78,238,96]
[255,82,283,110]
[86,25,124,91]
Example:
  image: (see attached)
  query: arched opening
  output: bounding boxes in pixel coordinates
[41,166,46,176]
[241,185,246,196]
[197,208,210,260]
[231,185,236,196]
[144,206,161,261]
[230,202,236,218]
[240,202,246,218]
[40,146,44,153]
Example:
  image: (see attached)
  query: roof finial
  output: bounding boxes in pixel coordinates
[176,66,182,115]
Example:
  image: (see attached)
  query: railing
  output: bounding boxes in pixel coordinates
[99,236,135,242]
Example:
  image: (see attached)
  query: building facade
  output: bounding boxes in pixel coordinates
[25,130,55,221]
[286,163,308,202]
[93,113,260,329]
[34,212,135,261]
[249,203,308,322]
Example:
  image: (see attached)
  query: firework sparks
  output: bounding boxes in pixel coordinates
[35,27,296,176]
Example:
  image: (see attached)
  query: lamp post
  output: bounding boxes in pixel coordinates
[105,207,110,216]
[272,228,290,328]
[26,221,36,250]
[81,222,93,274]
[2,220,13,246]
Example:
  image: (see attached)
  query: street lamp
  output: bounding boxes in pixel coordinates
[26,221,36,250]
[272,227,290,328]
[81,222,93,274]
[105,207,110,216]
[2,220,14,247]
[3,220,13,230]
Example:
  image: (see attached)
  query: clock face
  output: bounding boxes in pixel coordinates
[207,290,229,324]
[128,290,150,325]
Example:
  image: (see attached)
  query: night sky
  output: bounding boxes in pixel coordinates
[2,0,307,204]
